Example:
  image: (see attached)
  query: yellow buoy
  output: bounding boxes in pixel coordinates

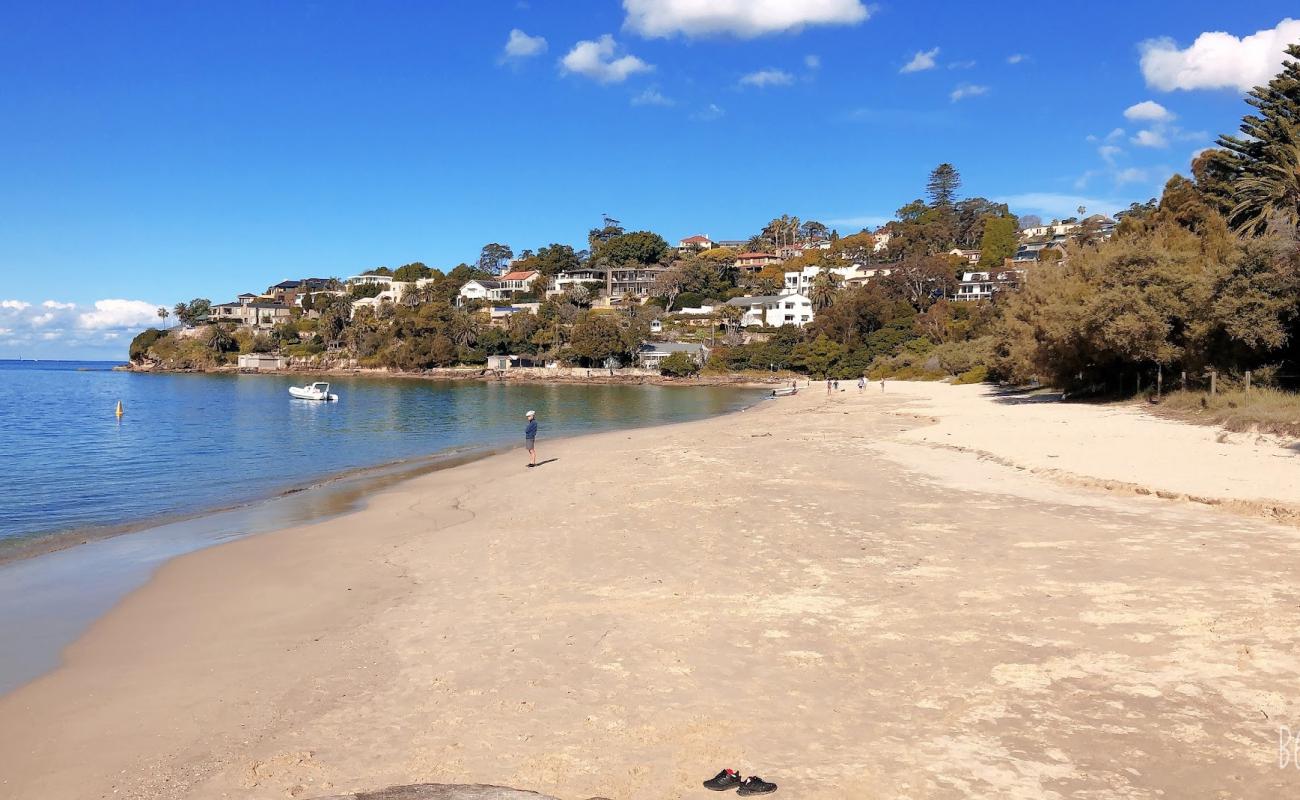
[115,400,124,417]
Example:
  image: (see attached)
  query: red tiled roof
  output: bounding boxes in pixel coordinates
[679,235,711,243]
[499,270,538,281]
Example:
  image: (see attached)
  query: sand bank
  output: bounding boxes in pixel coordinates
[2,384,1298,799]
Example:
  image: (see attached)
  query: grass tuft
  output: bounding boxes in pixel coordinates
[1153,387,1300,438]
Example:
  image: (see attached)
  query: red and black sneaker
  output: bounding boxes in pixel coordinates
[703,768,743,791]
[737,775,778,796]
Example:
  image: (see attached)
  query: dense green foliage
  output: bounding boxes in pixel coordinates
[658,351,701,377]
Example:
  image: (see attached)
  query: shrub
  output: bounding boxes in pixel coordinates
[129,328,166,362]
[953,365,990,384]
[659,351,701,377]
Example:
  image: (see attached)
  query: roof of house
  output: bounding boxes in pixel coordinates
[462,279,503,289]
[271,280,301,289]
[639,341,706,354]
[679,234,712,243]
[237,292,258,298]
[735,252,778,259]
[498,270,539,281]
[725,294,789,306]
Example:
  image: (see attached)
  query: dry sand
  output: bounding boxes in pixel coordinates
[2,383,1298,799]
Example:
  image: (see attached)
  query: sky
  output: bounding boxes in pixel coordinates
[2,1,1298,359]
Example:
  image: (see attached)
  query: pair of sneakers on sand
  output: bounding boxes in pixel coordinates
[703,769,777,795]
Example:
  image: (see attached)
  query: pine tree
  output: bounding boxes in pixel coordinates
[925,163,962,208]
[1215,44,1300,234]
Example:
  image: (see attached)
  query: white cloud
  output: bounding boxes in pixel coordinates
[1123,100,1174,122]
[1098,144,1123,164]
[502,29,548,61]
[805,54,821,69]
[739,68,794,88]
[560,35,653,83]
[950,83,989,101]
[996,192,1124,219]
[948,59,977,70]
[1007,53,1025,65]
[901,47,939,74]
[1114,167,1154,185]
[691,103,725,121]
[631,86,674,106]
[78,299,162,330]
[1106,127,1126,141]
[1131,129,1168,148]
[623,0,871,38]
[42,300,76,310]
[1,300,31,310]
[1140,18,1300,91]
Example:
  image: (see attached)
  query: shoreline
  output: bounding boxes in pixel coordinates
[4,384,1298,798]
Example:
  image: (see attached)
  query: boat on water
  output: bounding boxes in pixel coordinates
[771,386,798,397]
[288,382,338,401]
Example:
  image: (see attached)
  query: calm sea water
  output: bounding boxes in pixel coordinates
[0,360,761,552]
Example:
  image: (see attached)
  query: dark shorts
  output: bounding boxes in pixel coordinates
[526,437,536,448]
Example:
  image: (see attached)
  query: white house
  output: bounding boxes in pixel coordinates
[208,300,294,329]
[497,270,541,294]
[724,293,815,327]
[458,279,502,304]
[948,248,981,265]
[783,264,890,294]
[346,274,395,288]
[956,270,1022,302]
[638,341,709,369]
[872,231,892,253]
[548,267,606,296]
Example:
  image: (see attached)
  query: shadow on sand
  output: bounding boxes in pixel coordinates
[988,386,1066,406]
[528,459,559,469]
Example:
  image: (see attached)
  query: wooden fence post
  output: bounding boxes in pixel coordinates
[1210,370,1217,397]
[1245,370,1252,394]
[1157,365,1163,397]
[1181,371,1187,391]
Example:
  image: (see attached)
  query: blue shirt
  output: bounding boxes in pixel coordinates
[526,419,537,439]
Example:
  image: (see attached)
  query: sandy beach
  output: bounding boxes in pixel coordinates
[2,383,1298,799]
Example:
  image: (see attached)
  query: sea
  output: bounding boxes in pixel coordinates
[0,359,763,693]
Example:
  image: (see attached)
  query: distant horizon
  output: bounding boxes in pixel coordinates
[3,1,1298,359]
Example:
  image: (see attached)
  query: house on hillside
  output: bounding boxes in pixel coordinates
[608,264,665,300]
[956,270,1023,302]
[948,248,982,265]
[638,341,709,370]
[724,293,815,327]
[458,279,502,305]
[496,270,541,295]
[677,234,714,250]
[548,267,606,296]
[209,300,294,329]
[734,252,782,275]
[346,274,395,288]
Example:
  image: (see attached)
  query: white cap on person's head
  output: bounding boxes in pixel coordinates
[526,410,535,417]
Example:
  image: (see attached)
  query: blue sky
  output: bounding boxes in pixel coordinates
[2,1,1298,358]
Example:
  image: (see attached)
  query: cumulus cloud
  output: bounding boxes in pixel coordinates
[739,68,794,88]
[560,35,653,83]
[631,86,674,106]
[1131,129,1168,148]
[623,0,870,38]
[1007,53,1025,65]
[901,47,939,74]
[950,83,989,101]
[1140,18,1300,91]
[0,297,160,355]
[1124,100,1174,122]
[502,29,547,61]
[1098,144,1123,164]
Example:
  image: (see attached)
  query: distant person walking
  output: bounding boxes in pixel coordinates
[826,379,832,395]
[525,410,538,467]
[881,377,886,393]
[857,376,865,392]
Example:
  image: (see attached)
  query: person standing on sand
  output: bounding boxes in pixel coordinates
[826,378,832,395]
[858,376,865,392]
[525,410,538,467]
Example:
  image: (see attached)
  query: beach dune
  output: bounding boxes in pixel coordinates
[1,384,1297,799]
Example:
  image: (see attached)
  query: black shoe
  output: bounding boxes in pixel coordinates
[737,775,778,796]
[703,769,742,791]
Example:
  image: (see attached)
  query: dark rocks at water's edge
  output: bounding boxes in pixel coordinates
[313,784,613,800]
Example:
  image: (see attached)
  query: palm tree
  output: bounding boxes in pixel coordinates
[447,309,480,348]
[157,307,169,329]
[1229,122,1300,235]
[809,270,839,312]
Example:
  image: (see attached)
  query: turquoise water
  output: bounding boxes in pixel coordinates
[0,360,760,552]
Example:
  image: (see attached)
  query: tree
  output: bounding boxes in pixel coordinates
[157,307,169,328]
[978,215,1018,266]
[592,231,669,266]
[926,163,962,208]
[799,220,830,241]
[478,243,514,275]
[1019,214,1043,230]
[568,312,627,365]
[1216,44,1300,234]
[129,328,166,362]
[658,351,701,377]
[173,298,211,326]
[792,334,843,377]
[808,270,839,312]
[393,262,434,282]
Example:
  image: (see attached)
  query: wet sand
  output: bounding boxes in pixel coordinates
[2,384,1298,799]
